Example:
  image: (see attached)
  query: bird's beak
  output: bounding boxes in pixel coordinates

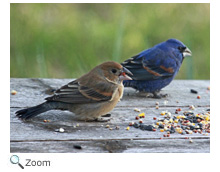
[183,47,192,57]
[119,67,133,81]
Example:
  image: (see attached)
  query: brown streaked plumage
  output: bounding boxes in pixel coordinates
[143,66,161,76]
[16,61,132,121]
[159,65,174,73]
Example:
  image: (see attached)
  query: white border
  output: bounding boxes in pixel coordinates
[2,0,220,171]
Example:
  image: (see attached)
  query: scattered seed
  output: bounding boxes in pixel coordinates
[106,125,110,128]
[155,102,159,105]
[160,129,164,132]
[176,108,182,112]
[43,119,50,123]
[138,113,145,118]
[73,145,82,149]
[134,108,141,112]
[129,122,134,126]
[197,95,201,99]
[58,128,65,133]
[176,115,181,119]
[197,118,201,123]
[160,111,166,116]
[115,126,120,130]
[155,106,159,109]
[130,102,210,136]
[11,90,17,95]
[198,130,203,134]
[189,105,195,110]
[174,119,179,123]
[126,127,130,130]
[190,89,198,94]
[167,112,172,118]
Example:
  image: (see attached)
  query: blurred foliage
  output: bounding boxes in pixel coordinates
[10,3,210,79]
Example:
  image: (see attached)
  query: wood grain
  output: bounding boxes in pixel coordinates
[10,78,210,153]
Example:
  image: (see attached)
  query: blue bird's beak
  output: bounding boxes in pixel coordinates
[183,47,192,57]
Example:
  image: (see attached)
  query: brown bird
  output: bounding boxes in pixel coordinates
[16,61,132,121]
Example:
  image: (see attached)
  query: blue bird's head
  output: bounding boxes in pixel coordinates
[165,39,192,58]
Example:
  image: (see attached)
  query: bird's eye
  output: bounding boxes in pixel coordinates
[111,69,117,74]
[178,46,186,52]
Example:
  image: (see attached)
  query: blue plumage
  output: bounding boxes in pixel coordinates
[122,39,192,98]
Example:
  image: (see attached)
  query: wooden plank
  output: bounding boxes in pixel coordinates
[10,79,210,153]
[10,78,210,108]
[10,106,210,141]
[10,139,210,153]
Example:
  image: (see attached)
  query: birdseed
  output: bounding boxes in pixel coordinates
[129,106,210,138]
[190,89,198,94]
[134,108,141,112]
[11,90,17,95]
[59,128,65,133]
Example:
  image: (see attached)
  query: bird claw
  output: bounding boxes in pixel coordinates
[136,91,168,99]
[94,117,111,122]
[101,114,111,117]
[152,92,168,99]
[136,92,151,97]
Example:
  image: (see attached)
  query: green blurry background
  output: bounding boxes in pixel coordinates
[10,3,210,79]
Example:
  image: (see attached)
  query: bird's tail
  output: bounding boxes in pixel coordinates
[16,102,53,120]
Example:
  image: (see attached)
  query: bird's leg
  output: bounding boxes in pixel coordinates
[152,91,168,99]
[136,91,151,97]
[136,91,168,98]
[94,117,111,122]
[101,114,111,117]
[83,117,110,122]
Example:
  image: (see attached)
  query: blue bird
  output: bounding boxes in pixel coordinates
[122,38,192,98]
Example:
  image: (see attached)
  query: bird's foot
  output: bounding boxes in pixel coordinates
[137,91,168,99]
[136,92,151,97]
[94,117,111,122]
[101,114,111,117]
[152,92,168,99]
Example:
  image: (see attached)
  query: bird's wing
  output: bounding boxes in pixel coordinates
[122,48,177,80]
[45,80,112,103]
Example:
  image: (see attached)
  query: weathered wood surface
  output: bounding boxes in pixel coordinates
[10,78,210,153]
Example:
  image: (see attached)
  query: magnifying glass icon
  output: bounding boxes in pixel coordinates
[10,155,24,169]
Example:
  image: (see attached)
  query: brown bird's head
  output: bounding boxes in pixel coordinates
[98,61,133,84]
